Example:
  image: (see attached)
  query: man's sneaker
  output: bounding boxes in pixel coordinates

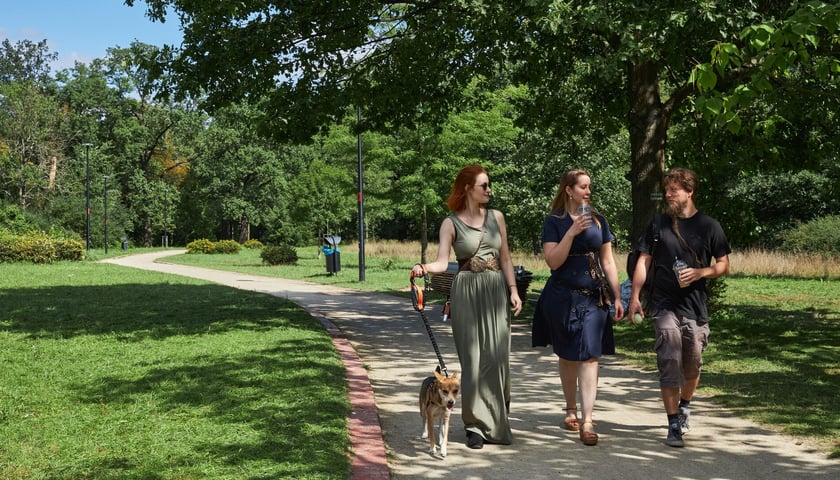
[678,406,691,434]
[665,423,684,447]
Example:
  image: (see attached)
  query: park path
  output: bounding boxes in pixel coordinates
[103,251,839,479]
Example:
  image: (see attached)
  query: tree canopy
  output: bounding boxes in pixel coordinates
[133,0,837,243]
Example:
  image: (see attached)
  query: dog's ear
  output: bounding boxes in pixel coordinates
[450,372,459,380]
[434,370,445,382]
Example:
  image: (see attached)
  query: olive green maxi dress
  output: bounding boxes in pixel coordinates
[448,209,513,444]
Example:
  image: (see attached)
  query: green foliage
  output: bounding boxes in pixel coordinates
[779,215,840,256]
[0,230,81,263]
[692,1,840,133]
[707,276,727,315]
[0,202,32,233]
[53,238,85,261]
[185,238,215,254]
[243,239,263,249]
[261,244,299,266]
[0,38,58,84]
[214,239,241,254]
[726,170,834,247]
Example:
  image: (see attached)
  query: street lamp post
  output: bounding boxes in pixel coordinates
[103,175,109,253]
[82,143,92,251]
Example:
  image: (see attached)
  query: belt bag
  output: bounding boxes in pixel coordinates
[458,256,500,272]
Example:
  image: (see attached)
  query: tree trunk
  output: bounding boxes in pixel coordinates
[143,217,152,247]
[627,61,668,248]
[238,214,250,243]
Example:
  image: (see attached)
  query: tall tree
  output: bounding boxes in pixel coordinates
[56,43,197,246]
[188,103,290,243]
[0,39,56,85]
[0,82,68,210]
[134,0,801,245]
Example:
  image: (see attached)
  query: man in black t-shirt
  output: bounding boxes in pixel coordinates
[627,168,731,448]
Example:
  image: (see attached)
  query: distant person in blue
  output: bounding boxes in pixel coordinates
[532,169,624,446]
[627,167,731,448]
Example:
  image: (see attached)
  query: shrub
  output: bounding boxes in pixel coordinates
[214,239,242,254]
[707,276,727,315]
[13,231,56,264]
[243,239,263,249]
[0,230,85,263]
[0,230,16,262]
[261,245,298,265]
[186,238,216,254]
[778,215,840,256]
[54,238,85,261]
[0,203,32,234]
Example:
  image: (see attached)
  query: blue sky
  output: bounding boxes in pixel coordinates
[1,0,183,71]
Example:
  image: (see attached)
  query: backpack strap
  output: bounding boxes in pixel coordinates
[651,213,661,255]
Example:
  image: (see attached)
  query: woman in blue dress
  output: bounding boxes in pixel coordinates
[532,169,624,446]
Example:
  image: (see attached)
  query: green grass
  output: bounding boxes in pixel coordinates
[169,247,840,459]
[4,244,837,478]
[0,260,350,479]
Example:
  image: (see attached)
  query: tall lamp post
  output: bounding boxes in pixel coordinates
[356,106,365,282]
[82,143,92,251]
[103,175,109,253]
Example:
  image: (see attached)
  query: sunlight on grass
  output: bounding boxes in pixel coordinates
[0,262,350,479]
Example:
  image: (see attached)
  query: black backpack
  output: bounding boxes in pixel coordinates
[626,214,661,310]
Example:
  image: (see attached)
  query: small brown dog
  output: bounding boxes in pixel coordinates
[419,368,460,457]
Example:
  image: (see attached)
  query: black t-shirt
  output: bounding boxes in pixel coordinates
[639,212,731,322]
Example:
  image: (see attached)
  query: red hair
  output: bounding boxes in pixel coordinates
[447,164,487,211]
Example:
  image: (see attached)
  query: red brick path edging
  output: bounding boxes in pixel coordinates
[305,306,390,480]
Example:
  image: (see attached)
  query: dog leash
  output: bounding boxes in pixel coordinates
[410,273,450,378]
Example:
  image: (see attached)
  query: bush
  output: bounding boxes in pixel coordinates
[0,203,32,234]
[186,238,216,254]
[778,215,840,256]
[15,231,56,264]
[214,239,241,254]
[261,245,298,266]
[0,230,16,262]
[243,239,263,249]
[54,238,85,261]
[0,230,85,263]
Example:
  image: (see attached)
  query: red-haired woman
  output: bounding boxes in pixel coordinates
[411,164,522,449]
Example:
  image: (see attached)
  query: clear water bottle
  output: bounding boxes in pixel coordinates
[673,258,689,288]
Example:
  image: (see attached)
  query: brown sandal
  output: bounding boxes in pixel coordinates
[580,421,598,446]
[563,407,580,431]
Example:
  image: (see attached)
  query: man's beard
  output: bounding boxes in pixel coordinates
[666,200,685,217]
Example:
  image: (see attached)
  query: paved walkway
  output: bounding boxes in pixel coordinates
[104,251,839,480]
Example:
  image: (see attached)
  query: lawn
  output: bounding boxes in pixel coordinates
[0,261,350,479]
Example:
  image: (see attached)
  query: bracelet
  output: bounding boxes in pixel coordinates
[508,284,517,289]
